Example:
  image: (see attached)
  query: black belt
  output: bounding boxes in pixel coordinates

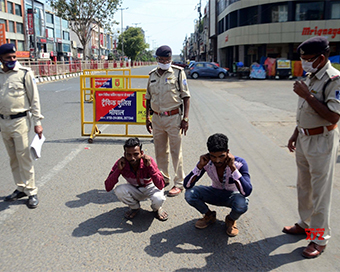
[0,111,27,120]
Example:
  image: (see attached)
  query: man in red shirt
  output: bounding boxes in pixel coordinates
[105,137,168,221]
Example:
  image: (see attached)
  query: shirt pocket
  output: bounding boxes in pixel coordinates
[8,82,25,97]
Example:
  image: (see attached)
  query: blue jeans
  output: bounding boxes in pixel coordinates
[185,185,249,221]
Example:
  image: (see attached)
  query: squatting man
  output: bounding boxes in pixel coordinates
[184,133,252,236]
[104,137,168,221]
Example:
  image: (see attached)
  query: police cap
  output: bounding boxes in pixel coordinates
[0,43,16,55]
[297,36,329,55]
[155,45,172,57]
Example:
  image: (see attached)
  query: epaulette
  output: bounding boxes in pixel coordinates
[149,67,157,75]
[171,64,183,71]
[329,75,340,81]
[18,66,31,72]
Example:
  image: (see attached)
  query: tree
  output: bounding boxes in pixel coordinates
[49,0,121,60]
[117,27,147,62]
[136,49,155,62]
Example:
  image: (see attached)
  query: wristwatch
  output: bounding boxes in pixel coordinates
[183,117,189,122]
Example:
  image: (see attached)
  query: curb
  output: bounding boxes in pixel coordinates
[36,72,82,84]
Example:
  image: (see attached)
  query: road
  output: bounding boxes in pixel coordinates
[1,66,340,271]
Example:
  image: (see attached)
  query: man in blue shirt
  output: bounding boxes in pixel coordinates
[184,133,252,236]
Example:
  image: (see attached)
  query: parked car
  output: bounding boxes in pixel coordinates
[189,62,228,79]
[172,61,187,68]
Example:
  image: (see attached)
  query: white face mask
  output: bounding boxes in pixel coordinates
[157,62,171,70]
[301,57,319,73]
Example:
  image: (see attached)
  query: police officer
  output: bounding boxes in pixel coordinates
[283,37,340,258]
[145,45,190,197]
[0,43,44,208]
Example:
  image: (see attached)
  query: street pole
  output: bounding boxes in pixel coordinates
[118,7,128,60]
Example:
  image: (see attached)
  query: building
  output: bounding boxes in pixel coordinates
[214,0,340,69]
[0,0,28,58]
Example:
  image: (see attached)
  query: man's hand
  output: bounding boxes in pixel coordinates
[146,119,152,134]
[180,120,189,135]
[197,153,210,170]
[34,125,43,139]
[118,157,126,171]
[142,154,151,167]
[227,153,237,172]
[293,80,310,99]
[288,128,299,152]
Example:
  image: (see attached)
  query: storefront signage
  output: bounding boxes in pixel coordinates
[27,11,34,35]
[0,24,6,45]
[16,51,30,58]
[302,27,340,39]
[57,38,62,43]
[39,53,50,59]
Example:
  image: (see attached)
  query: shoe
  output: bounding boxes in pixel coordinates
[4,190,27,202]
[302,242,326,258]
[195,211,216,229]
[168,186,182,197]
[282,223,305,235]
[27,195,39,209]
[225,215,239,237]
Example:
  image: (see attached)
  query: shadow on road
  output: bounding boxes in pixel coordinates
[72,207,154,237]
[65,189,117,208]
[145,220,305,271]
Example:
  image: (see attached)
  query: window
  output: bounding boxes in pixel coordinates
[47,27,54,38]
[17,41,24,51]
[272,4,288,22]
[47,43,54,52]
[295,2,324,21]
[0,19,5,24]
[0,0,5,12]
[7,1,13,13]
[16,22,23,34]
[62,19,68,29]
[229,10,237,29]
[63,31,70,40]
[240,6,258,26]
[55,17,61,38]
[331,2,340,19]
[46,13,53,24]
[63,43,70,52]
[15,4,21,16]
[8,21,14,32]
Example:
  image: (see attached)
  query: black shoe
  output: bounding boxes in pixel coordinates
[4,190,27,202]
[27,195,39,209]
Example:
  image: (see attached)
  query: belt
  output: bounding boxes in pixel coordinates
[0,111,27,120]
[299,124,337,136]
[153,108,180,116]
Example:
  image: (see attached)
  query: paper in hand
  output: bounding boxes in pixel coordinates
[30,134,46,160]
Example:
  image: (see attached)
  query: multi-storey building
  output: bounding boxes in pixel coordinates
[214,0,340,69]
[0,0,27,57]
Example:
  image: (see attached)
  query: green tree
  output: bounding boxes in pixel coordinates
[136,49,155,62]
[117,27,147,62]
[49,0,121,60]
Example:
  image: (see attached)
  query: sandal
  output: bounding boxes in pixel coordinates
[154,208,168,221]
[124,208,140,219]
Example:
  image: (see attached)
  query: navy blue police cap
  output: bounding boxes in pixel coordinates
[297,36,329,55]
[156,45,172,57]
[0,43,16,55]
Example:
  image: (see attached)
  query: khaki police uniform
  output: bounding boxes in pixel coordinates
[296,61,340,245]
[145,65,190,188]
[0,62,43,196]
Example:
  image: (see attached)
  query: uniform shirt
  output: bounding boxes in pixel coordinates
[184,156,252,197]
[0,62,43,126]
[145,65,190,113]
[297,61,340,129]
[105,156,165,192]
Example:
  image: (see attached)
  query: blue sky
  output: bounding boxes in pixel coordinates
[113,0,205,55]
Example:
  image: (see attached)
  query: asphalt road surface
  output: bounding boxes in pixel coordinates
[1,66,340,271]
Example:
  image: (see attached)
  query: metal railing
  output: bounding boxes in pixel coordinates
[19,60,156,78]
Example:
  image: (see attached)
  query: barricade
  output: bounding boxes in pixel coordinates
[80,69,151,142]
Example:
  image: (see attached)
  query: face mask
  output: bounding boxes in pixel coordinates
[301,57,319,73]
[3,60,17,70]
[158,62,171,70]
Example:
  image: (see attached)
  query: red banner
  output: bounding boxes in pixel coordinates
[27,12,33,35]
[0,24,6,46]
